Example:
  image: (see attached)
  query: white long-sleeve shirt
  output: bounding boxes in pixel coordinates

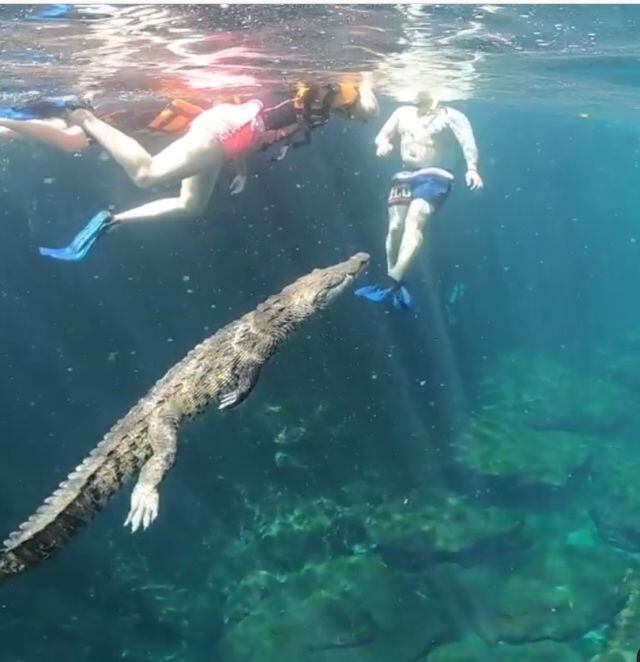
[375,105,479,172]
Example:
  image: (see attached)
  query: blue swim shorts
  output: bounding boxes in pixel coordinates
[387,167,454,212]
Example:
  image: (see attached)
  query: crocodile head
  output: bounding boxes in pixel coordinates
[289,252,370,311]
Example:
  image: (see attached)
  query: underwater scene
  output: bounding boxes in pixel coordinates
[3,3,640,661]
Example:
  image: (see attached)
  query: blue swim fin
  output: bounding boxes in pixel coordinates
[392,285,413,311]
[27,96,84,119]
[355,279,414,312]
[27,4,72,20]
[39,210,113,261]
[0,106,39,121]
[0,96,84,121]
[354,284,393,303]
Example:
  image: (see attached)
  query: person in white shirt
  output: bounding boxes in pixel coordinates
[356,90,483,310]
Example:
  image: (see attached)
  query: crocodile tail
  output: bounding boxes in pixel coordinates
[0,425,149,582]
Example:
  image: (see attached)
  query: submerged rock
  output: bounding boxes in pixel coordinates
[429,543,629,644]
[591,567,640,661]
[589,439,640,550]
[217,555,448,662]
[366,489,524,561]
[427,636,583,661]
[590,653,637,662]
[605,354,640,395]
[479,352,635,434]
[218,495,369,627]
[600,328,640,397]
[253,497,367,570]
[455,411,593,487]
[222,569,289,628]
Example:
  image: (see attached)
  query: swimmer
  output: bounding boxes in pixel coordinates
[37,98,264,260]
[0,95,219,260]
[35,81,377,261]
[257,80,379,160]
[355,90,483,311]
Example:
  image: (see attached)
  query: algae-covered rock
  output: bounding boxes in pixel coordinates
[222,569,288,628]
[591,652,636,662]
[213,489,379,626]
[252,497,368,571]
[425,636,490,661]
[430,543,629,644]
[427,637,583,661]
[589,439,640,550]
[590,567,640,662]
[605,354,640,395]
[480,352,635,434]
[217,555,448,662]
[600,327,640,396]
[455,412,593,487]
[367,489,523,560]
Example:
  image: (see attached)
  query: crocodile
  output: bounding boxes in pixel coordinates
[0,252,369,581]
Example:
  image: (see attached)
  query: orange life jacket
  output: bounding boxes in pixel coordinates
[147,98,205,133]
[293,82,361,127]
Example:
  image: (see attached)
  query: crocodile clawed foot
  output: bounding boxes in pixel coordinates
[218,390,240,410]
[124,484,159,533]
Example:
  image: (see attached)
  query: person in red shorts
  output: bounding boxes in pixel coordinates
[38,98,265,260]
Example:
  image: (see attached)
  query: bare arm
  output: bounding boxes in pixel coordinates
[375,108,401,156]
[445,107,479,171]
[446,107,483,189]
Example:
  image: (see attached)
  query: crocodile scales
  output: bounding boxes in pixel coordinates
[0,253,368,581]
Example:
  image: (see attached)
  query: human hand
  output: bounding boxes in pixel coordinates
[66,108,92,126]
[376,141,393,157]
[466,169,483,190]
[270,145,289,162]
[229,174,246,195]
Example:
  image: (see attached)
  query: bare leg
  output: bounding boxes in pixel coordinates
[388,198,431,283]
[0,118,89,152]
[70,109,224,187]
[113,169,220,224]
[385,204,408,274]
[124,413,178,533]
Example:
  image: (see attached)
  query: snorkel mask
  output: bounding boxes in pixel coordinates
[416,90,441,116]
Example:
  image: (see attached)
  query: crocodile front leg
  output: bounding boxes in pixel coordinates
[124,412,178,533]
[218,363,262,410]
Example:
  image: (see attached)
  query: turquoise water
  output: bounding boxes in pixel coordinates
[2,4,640,661]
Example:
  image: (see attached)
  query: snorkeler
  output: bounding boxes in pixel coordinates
[355,90,483,311]
[32,80,377,261]
[35,98,264,260]
[0,94,254,259]
[257,80,379,160]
